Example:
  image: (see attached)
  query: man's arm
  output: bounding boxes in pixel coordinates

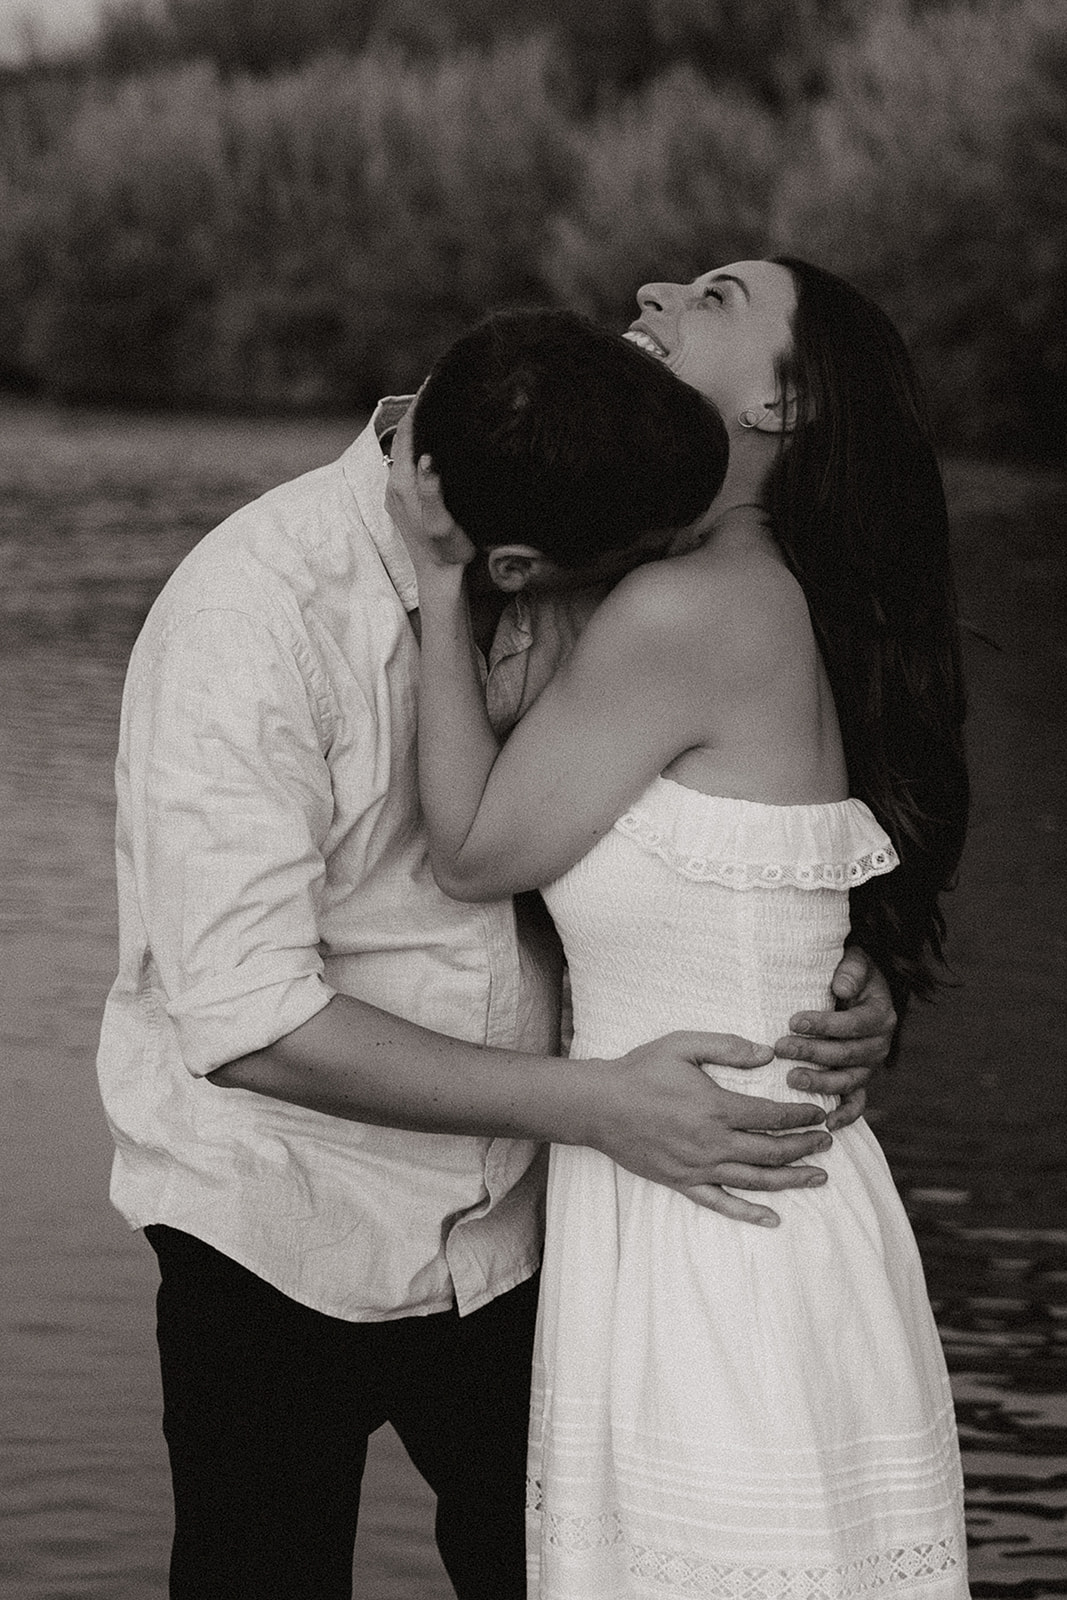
[132,602,837,1227]
[211,995,834,1228]
[141,589,885,1224]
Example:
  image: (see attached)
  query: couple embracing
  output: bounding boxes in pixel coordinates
[97,257,971,1598]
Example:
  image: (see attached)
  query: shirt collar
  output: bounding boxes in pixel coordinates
[488,590,534,665]
[341,395,419,613]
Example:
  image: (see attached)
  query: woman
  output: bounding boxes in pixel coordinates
[388,259,970,1598]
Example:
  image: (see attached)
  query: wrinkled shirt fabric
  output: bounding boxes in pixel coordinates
[97,398,586,1321]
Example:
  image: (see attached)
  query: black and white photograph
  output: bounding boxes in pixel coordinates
[1,2,1064,1596]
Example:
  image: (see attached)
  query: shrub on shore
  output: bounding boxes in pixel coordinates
[542,67,783,325]
[770,0,1067,457]
[0,1,1063,455]
[0,40,577,409]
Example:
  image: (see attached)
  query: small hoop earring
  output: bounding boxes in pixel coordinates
[738,406,770,429]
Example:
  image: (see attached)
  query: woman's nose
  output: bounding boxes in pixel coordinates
[637,282,672,314]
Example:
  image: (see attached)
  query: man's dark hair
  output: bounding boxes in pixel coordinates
[410,307,728,568]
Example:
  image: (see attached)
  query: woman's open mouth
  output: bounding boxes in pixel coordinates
[623,327,668,360]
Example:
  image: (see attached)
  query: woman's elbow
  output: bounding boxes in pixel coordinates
[429,852,512,903]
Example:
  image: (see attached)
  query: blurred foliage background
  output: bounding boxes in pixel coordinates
[0,0,1063,457]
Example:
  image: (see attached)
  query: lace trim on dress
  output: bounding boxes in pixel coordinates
[527,1484,965,1597]
[613,807,899,891]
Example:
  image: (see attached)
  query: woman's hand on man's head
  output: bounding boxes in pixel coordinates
[385,404,477,576]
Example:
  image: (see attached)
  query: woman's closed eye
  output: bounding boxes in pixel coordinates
[701,285,725,305]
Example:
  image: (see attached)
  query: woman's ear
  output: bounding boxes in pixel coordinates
[738,386,800,435]
[485,545,558,592]
[773,385,801,434]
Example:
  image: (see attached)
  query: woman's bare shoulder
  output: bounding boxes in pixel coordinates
[570,553,709,657]
[604,544,813,672]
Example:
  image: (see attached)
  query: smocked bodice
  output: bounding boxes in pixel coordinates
[543,778,897,1082]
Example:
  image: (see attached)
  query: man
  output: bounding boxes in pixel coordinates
[97,309,895,1599]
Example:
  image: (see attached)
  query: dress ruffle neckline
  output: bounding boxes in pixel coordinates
[612,776,898,890]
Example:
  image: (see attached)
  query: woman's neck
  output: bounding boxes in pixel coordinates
[689,495,770,552]
[696,433,777,551]
[714,428,776,517]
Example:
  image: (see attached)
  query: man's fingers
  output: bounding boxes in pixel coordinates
[776,1033,887,1067]
[782,1002,888,1041]
[825,1087,866,1131]
[724,1130,832,1170]
[677,1150,836,1217]
[710,1161,829,1192]
[784,1064,868,1096]
[717,1087,827,1131]
[678,1184,782,1227]
[681,1031,775,1070]
[829,943,870,1001]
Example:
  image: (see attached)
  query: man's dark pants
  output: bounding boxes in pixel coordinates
[146,1225,538,1599]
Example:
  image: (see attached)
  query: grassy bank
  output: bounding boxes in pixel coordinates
[1,0,1064,455]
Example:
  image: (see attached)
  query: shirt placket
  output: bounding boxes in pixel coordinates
[477,599,534,1057]
[455,600,540,1278]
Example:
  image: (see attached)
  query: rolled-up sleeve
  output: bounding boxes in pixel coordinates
[125,606,337,1076]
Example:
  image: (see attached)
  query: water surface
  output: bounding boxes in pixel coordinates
[1,402,1063,1596]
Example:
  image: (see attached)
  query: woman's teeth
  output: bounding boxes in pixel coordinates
[624,329,667,359]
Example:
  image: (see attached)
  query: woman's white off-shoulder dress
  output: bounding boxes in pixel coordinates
[527,778,969,1599]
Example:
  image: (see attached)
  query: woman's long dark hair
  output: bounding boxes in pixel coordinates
[765,257,969,1021]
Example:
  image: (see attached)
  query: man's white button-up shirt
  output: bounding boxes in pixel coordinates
[97,401,572,1320]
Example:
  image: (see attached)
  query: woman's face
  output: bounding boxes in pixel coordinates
[626,260,797,423]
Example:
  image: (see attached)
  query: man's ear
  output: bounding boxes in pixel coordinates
[485,544,558,593]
